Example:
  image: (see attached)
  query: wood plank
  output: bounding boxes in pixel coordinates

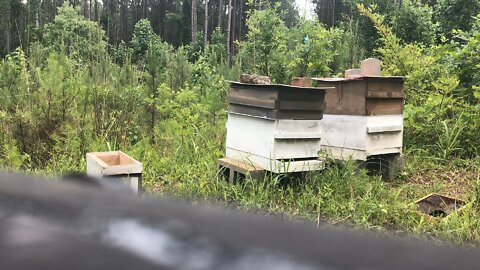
[279,90,325,101]
[230,87,278,100]
[228,105,277,119]
[367,80,403,94]
[275,110,324,120]
[322,81,367,115]
[366,99,403,116]
[228,94,276,109]
[217,157,264,174]
[279,100,325,111]
[366,91,404,98]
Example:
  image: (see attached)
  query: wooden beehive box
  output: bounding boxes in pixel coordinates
[225,82,328,173]
[314,76,404,116]
[312,76,405,162]
[228,82,327,120]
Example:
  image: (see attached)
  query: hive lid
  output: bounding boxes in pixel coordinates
[230,81,332,91]
[311,76,406,82]
[228,81,327,120]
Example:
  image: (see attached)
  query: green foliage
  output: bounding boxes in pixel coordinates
[453,16,480,101]
[167,46,193,89]
[130,19,161,63]
[331,19,367,73]
[392,0,436,45]
[287,19,339,77]
[41,3,107,62]
[240,3,288,82]
[434,0,480,36]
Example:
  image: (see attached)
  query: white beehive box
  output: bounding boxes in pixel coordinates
[320,114,403,160]
[225,113,324,173]
[86,151,142,193]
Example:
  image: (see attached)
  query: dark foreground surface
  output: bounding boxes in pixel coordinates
[0,172,478,270]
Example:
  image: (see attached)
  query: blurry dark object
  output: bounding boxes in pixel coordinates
[62,172,134,194]
[0,172,479,270]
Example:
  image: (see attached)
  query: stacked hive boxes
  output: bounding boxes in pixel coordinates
[225,82,328,173]
[313,59,405,177]
[313,76,404,160]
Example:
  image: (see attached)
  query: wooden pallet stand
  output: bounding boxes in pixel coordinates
[217,158,266,183]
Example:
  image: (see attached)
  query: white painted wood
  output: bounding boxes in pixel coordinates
[226,113,275,160]
[86,151,142,193]
[87,151,142,176]
[320,115,367,151]
[320,114,403,161]
[129,176,140,193]
[225,113,324,172]
[274,139,321,159]
[226,113,323,160]
[275,119,322,138]
[226,148,324,173]
[319,146,368,161]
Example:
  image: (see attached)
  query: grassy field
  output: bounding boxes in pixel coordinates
[128,118,480,246]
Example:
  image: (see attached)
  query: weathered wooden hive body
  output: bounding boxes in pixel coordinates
[312,76,405,161]
[225,82,327,173]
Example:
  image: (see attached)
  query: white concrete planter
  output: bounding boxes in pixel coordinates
[86,151,142,194]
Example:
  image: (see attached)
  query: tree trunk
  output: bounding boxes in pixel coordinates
[204,0,208,47]
[191,0,197,43]
[94,0,99,22]
[218,0,223,30]
[226,0,232,64]
[231,0,235,54]
[83,0,88,18]
[238,0,243,40]
[142,0,147,18]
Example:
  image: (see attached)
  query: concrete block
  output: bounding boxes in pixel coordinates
[344,69,361,79]
[291,77,312,87]
[360,58,381,76]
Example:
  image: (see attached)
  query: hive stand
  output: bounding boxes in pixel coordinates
[217,158,266,184]
[365,153,405,180]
